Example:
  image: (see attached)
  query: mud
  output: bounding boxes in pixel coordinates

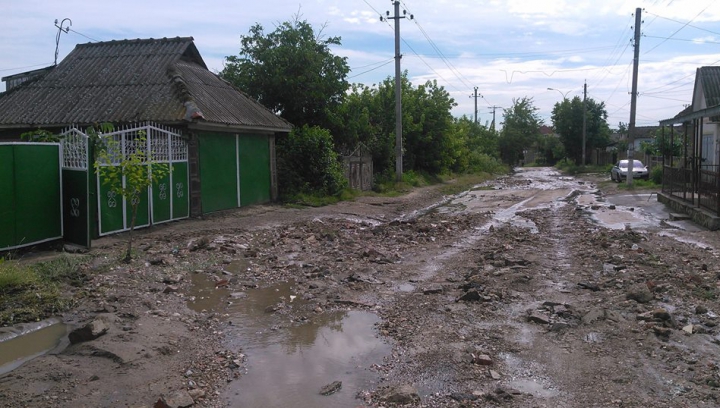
[3,168,720,407]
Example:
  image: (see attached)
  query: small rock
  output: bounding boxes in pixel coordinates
[163,285,179,294]
[489,370,501,380]
[423,284,444,295]
[696,305,708,314]
[156,389,194,408]
[550,322,570,332]
[456,289,481,302]
[652,326,672,339]
[527,312,550,325]
[450,392,478,401]
[473,354,493,366]
[626,284,654,304]
[319,380,342,396]
[376,384,420,405]
[652,308,671,321]
[582,308,605,325]
[577,282,600,291]
[187,388,205,400]
[69,317,110,344]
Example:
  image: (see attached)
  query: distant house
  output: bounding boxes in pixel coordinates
[658,66,720,229]
[0,37,292,246]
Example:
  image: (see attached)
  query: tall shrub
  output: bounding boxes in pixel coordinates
[276,125,347,198]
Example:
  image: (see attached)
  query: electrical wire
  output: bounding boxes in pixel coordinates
[68,28,100,42]
[0,62,55,72]
[643,2,713,55]
[348,59,394,79]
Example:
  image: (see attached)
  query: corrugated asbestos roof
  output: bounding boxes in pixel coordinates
[0,37,292,131]
[700,66,720,108]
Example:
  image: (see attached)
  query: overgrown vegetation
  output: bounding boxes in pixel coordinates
[0,256,86,325]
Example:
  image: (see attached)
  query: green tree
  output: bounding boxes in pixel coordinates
[221,16,350,129]
[93,126,169,263]
[551,97,611,164]
[499,97,542,165]
[402,78,457,174]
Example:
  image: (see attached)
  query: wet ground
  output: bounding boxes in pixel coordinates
[3,167,720,407]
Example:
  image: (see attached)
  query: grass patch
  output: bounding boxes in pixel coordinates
[437,173,495,195]
[0,255,86,325]
[693,287,717,300]
[616,178,658,189]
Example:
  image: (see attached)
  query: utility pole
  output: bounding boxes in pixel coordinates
[627,7,642,186]
[488,106,501,131]
[382,1,412,182]
[470,87,482,124]
[582,80,587,166]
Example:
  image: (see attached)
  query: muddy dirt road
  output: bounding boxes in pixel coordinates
[3,167,720,407]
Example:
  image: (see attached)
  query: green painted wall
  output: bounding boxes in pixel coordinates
[0,146,16,248]
[238,135,271,206]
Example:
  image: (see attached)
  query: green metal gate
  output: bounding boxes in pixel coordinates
[0,143,62,250]
[199,133,272,213]
[95,123,189,236]
[60,129,92,247]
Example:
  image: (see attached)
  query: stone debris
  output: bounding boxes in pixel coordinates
[68,316,110,344]
[319,380,342,395]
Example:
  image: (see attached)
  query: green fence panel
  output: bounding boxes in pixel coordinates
[171,162,189,219]
[62,169,90,247]
[199,133,238,213]
[0,146,16,248]
[98,167,124,235]
[238,135,271,206]
[152,171,171,224]
[13,145,61,246]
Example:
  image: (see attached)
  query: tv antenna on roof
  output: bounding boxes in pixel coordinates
[54,18,72,65]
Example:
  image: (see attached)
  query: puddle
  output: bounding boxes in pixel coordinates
[0,318,68,375]
[396,282,416,292]
[222,282,391,407]
[501,353,560,398]
[186,273,230,313]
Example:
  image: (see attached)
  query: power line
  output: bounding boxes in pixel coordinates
[644,10,720,37]
[68,28,100,42]
[348,59,394,79]
[0,62,55,72]
[643,2,713,55]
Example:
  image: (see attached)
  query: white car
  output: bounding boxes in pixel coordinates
[611,159,649,182]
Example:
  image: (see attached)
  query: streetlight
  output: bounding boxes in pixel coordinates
[547,87,571,99]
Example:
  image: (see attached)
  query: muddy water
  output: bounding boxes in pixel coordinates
[0,319,67,375]
[186,273,230,313]
[221,282,390,407]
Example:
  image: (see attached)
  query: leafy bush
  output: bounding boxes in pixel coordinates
[276,125,347,199]
[651,166,663,184]
[468,152,507,174]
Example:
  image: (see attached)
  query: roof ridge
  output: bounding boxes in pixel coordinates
[76,36,194,48]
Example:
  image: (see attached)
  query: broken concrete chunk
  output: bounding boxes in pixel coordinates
[69,317,110,344]
[155,389,194,408]
[319,380,342,395]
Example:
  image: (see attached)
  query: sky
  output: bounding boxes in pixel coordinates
[3,0,720,129]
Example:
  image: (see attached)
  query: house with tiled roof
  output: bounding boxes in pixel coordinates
[0,37,292,247]
[658,66,720,229]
